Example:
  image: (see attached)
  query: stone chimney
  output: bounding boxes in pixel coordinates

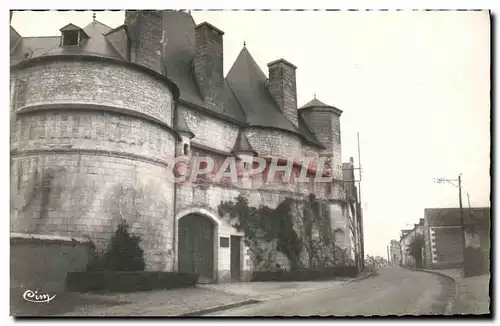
[267,59,298,128]
[194,22,224,111]
[125,10,164,74]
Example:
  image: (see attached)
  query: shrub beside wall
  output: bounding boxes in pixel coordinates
[66,220,198,293]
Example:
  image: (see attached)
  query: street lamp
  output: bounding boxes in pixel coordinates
[433,174,467,271]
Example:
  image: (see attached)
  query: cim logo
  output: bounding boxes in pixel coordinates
[22,290,56,303]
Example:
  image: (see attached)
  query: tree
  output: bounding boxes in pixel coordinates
[408,234,424,268]
[88,219,145,272]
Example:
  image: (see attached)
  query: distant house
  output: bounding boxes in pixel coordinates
[388,239,402,266]
[399,219,424,267]
[423,207,490,270]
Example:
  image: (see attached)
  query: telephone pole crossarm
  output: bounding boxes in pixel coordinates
[433,174,467,273]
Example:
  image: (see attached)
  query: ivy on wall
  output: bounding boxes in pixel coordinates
[218,194,348,271]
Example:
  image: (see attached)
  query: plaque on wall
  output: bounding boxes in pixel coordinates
[220,237,230,248]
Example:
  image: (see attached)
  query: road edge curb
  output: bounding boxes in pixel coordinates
[177,299,261,316]
[343,270,378,284]
[409,267,459,315]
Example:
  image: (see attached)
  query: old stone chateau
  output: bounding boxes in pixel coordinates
[10,10,364,284]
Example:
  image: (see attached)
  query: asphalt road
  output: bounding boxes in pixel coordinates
[206,267,455,316]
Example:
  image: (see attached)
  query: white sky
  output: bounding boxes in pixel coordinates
[10,10,491,258]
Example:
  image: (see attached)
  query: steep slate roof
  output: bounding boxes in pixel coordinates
[299,97,343,116]
[10,20,123,63]
[162,12,210,107]
[226,46,299,133]
[161,10,323,148]
[424,207,491,226]
[300,98,330,109]
[10,26,21,52]
[10,33,60,65]
[9,11,326,149]
[43,20,122,60]
[60,23,86,33]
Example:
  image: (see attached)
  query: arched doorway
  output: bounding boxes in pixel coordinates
[178,214,215,283]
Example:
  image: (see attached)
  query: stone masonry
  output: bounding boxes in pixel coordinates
[10,11,362,283]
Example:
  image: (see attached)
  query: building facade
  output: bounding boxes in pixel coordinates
[423,207,490,270]
[399,219,424,267]
[10,10,363,283]
[388,240,402,266]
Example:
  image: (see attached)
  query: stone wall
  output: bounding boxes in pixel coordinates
[245,128,303,159]
[10,57,355,281]
[10,60,177,271]
[12,60,173,126]
[10,233,94,293]
[181,106,239,153]
[177,103,350,277]
[433,226,464,263]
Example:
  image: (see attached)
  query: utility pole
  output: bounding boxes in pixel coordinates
[467,192,473,220]
[342,132,364,271]
[458,175,466,252]
[434,174,467,270]
[387,245,390,265]
[357,132,365,270]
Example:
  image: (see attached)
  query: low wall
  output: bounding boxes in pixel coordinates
[10,233,94,293]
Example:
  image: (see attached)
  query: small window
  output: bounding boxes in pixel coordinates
[62,31,79,46]
[183,143,189,156]
[220,237,230,248]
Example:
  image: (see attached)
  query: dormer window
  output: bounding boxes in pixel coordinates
[59,23,88,47]
[63,30,79,45]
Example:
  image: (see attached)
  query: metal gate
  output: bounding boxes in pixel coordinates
[178,214,215,282]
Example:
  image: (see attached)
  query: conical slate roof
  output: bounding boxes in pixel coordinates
[174,108,194,139]
[231,129,257,157]
[10,11,329,149]
[226,47,298,134]
[299,98,330,109]
[299,97,343,115]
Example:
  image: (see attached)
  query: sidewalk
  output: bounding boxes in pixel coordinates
[44,271,375,317]
[199,269,375,302]
[60,287,256,317]
[199,279,345,301]
[433,269,490,315]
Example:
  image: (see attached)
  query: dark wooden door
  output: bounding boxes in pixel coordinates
[230,235,241,281]
[178,214,214,282]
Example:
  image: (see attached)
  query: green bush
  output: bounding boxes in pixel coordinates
[87,219,145,272]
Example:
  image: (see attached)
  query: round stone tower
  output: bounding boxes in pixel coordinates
[10,14,180,271]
